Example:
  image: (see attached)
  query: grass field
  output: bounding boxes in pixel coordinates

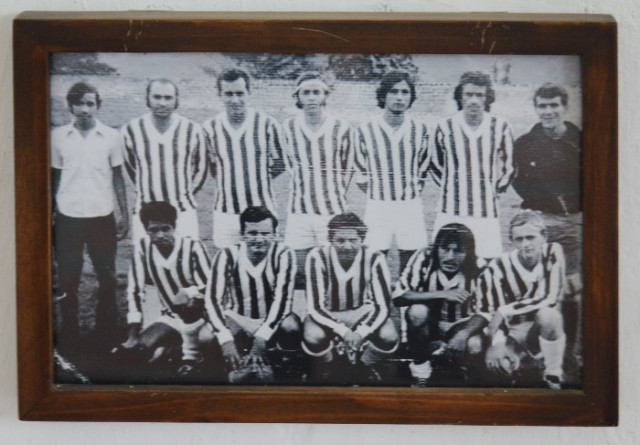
[51,71,583,387]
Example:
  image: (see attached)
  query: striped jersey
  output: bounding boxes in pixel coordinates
[472,242,565,325]
[126,236,215,326]
[429,111,514,218]
[283,114,353,215]
[355,114,429,201]
[203,108,284,215]
[205,241,296,343]
[122,113,207,212]
[306,245,392,339]
[394,248,477,324]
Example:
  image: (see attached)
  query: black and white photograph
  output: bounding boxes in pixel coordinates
[49,51,583,390]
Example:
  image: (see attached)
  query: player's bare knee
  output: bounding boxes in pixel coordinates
[302,318,328,347]
[280,313,302,335]
[405,304,429,328]
[466,335,484,355]
[535,307,564,339]
[376,319,400,350]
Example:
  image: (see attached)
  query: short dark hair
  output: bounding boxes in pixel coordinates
[66,82,101,109]
[146,79,179,109]
[217,68,251,93]
[534,82,569,107]
[453,71,495,111]
[139,201,177,229]
[376,70,417,109]
[431,223,479,278]
[328,213,368,241]
[293,71,329,109]
[240,206,278,234]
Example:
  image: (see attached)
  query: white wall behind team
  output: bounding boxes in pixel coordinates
[0,0,635,444]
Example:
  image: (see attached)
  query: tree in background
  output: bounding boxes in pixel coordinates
[329,54,418,81]
[225,54,324,80]
[51,53,118,76]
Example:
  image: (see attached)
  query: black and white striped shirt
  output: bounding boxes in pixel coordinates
[472,243,565,325]
[283,114,353,215]
[205,242,296,342]
[429,112,514,218]
[203,109,284,215]
[306,246,392,339]
[122,113,207,212]
[355,115,429,201]
[394,248,477,324]
[126,236,216,327]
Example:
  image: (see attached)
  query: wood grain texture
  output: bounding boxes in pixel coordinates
[13,12,618,425]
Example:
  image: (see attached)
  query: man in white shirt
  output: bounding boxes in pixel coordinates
[52,82,128,351]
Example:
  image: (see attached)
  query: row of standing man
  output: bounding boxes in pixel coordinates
[51,67,582,387]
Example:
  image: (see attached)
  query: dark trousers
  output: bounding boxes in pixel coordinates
[54,212,117,344]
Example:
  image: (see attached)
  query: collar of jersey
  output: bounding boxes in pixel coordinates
[238,241,269,276]
[509,248,544,282]
[297,113,334,139]
[222,108,255,135]
[329,245,363,279]
[150,236,181,267]
[143,112,181,141]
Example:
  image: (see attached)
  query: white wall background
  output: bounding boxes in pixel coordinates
[0,0,636,443]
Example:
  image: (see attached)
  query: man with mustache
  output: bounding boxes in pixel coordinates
[52,82,128,352]
[393,223,482,386]
[121,201,216,376]
[122,78,207,244]
[429,71,515,259]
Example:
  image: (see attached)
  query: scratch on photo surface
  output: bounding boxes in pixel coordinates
[124,19,134,52]
[290,27,351,43]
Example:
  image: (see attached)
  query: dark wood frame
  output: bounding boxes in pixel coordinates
[14,11,618,425]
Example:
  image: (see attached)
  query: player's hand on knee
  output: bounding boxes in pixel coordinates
[221,340,241,371]
[485,344,518,376]
[343,330,363,354]
[446,331,470,355]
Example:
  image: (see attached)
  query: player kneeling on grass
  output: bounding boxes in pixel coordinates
[119,201,213,376]
[393,223,482,386]
[467,210,567,388]
[204,206,302,384]
[303,213,399,384]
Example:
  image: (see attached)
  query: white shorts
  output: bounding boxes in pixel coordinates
[132,207,199,245]
[212,211,241,248]
[284,213,332,250]
[433,212,502,259]
[364,198,428,251]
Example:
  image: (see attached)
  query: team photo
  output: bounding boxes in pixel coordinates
[49,52,583,389]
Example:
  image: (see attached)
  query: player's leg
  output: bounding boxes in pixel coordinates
[284,213,316,290]
[53,213,88,352]
[363,199,394,252]
[269,313,304,383]
[533,307,566,388]
[175,207,200,239]
[395,198,429,274]
[359,318,400,384]
[86,213,118,347]
[403,304,434,363]
[212,210,241,248]
[301,316,336,383]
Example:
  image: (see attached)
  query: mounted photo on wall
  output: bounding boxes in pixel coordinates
[14,12,617,425]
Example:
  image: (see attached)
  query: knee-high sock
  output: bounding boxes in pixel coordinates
[539,334,566,377]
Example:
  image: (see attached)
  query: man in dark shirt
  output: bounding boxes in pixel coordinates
[513,83,582,376]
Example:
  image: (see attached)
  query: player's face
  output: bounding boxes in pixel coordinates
[438,242,467,275]
[331,229,363,263]
[511,223,546,268]
[461,83,487,119]
[535,96,567,132]
[384,80,412,114]
[146,220,176,251]
[148,82,178,118]
[243,219,275,256]
[220,78,249,117]
[70,93,98,123]
[298,87,327,113]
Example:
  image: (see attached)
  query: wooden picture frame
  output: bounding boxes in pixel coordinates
[14,11,617,425]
